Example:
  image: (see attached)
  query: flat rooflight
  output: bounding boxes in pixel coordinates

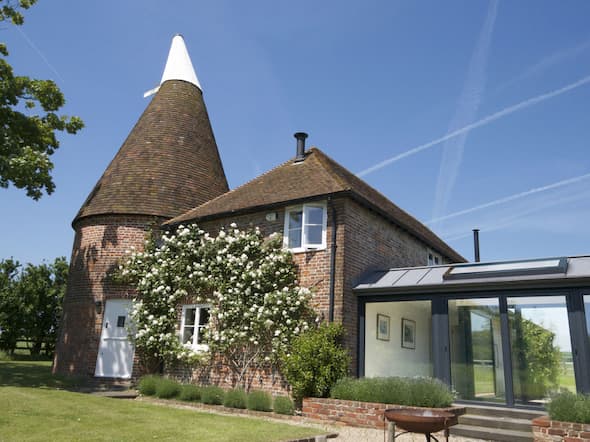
[444,257,567,280]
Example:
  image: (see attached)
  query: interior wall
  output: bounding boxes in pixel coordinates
[365,301,432,377]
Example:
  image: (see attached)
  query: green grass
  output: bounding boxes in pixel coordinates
[0,360,82,390]
[474,365,495,396]
[558,363,576,392]
[0,361,320,441]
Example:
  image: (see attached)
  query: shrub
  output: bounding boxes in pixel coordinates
[155,377,181,399]
[330,377,454,408]
[137,375,160,396]
[247,390,272,412]
[548,391,590,424]
[201,385,225,405]
[273,395,295,415]
[223,388,247,409]
[179,384,201,402]
[281,323,350,402]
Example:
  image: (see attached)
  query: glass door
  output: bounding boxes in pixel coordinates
[507,295,574,406]
[449,298,506,403]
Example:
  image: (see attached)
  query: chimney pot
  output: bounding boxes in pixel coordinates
[294,132,308,162]
[473,229,480,262]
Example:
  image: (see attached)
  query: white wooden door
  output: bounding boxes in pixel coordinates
[95,299,135,378]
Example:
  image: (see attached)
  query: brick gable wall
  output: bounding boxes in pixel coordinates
[166,196,453,391]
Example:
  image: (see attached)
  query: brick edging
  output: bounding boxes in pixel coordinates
[302,397,465,429]
[532,415,590,441]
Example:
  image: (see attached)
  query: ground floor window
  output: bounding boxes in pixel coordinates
[361,289,590,408]
[181,304,210,351]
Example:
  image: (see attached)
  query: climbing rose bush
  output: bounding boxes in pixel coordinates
[119,223,314,382]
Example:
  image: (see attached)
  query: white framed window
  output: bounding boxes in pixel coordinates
[427,249,442,266]
[180,304,210,351]
[284,202,327,252]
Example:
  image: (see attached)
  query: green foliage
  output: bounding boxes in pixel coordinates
[330,377,454,408]
[0,258,23,354]
[0,0,84,199]
[512,314,561,400]
[0,257,67,356]
[281,323,350,402]
[201,385,225,405]
[247,390,272,412]
[273,395,295,415]
[179,384,201,402]
[223,388,247,409]
[155,377,181,399]
[137,375,159,396]
[548,391,590,424]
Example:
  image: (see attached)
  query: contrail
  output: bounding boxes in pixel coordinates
[15,26,64,83]
[442,188,590,242]
[357,74,590,177]
[427,172,590,224]
[494,37,590,93]
[432,0,497,221]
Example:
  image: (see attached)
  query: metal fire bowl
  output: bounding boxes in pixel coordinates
[383,408,457,434]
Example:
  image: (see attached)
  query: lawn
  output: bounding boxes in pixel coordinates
[0,361,320,442]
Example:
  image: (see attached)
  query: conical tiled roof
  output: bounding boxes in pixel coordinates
[168,148,464,262]
[75,40,228,224]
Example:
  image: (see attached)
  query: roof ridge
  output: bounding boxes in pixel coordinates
[309,147,352,191]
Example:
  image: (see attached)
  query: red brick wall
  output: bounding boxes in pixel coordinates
[302,397,464,429]
[532,416,590,441]
[53,215,164,377]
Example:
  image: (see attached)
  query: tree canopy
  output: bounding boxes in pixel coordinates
[0,0,84,199]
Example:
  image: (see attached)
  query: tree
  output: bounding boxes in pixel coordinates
[0,256,67,356]
[0,0,84,199]
[0,258,23,354]
[120,224,315,386]
[18,257,67,355]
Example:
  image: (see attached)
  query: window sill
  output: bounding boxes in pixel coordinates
[289,245,327,254]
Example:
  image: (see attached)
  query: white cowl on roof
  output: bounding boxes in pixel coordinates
[160,34,202,90]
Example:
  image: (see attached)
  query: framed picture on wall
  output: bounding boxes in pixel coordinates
[401,318,416,349]
[376,314,390,341]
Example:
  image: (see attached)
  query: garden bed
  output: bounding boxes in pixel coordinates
[302,397,465,429]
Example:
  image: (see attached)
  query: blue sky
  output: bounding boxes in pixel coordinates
[2,0,590,265]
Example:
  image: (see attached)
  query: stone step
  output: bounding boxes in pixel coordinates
[461,403,545,421]
[459,413,533,432]
[451,423,533,442]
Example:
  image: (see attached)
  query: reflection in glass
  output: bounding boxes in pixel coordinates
[185,308,196,326]
[306,206,324,225]
[449,298,505,403]
[508,296,573,406]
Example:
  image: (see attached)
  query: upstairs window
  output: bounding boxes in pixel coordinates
[284,202,327,251]
[180,304,210,351]
[427,250,442,266]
